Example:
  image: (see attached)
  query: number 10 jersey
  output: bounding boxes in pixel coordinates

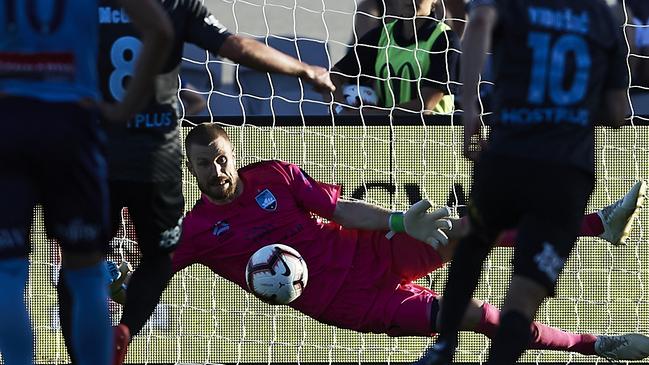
[476,0,628,173]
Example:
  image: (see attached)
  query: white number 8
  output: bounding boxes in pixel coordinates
[109,36,142,101]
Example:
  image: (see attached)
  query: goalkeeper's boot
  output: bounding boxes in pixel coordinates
[598,180,647,246]
[412,338,456,365]
[595,333,649,361]
[112,324,131,365]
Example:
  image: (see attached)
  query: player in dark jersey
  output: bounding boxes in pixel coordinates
[412,0,633,364]
[333,0,460,114]
[0,1,172,365]
[54,1,334,365]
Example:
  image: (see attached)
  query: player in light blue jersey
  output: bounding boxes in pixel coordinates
[0,1,172,365]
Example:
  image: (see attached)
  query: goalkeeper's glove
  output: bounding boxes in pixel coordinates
[389,200,452,249]
[105,260,133,305]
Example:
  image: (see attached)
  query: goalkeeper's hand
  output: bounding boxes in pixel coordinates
[403,200,452,249]
[105,260,133,305]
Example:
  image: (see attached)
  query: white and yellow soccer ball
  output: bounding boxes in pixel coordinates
[342,84,379,107]
[245,244,308,305]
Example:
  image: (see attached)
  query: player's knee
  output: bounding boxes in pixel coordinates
[503,275,550,317]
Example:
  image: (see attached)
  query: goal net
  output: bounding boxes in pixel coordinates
[22,0,649,364]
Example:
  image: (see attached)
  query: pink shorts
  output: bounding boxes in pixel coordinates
[318,230,445,337]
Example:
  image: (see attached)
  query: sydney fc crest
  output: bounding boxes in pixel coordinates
[255,189,277,211]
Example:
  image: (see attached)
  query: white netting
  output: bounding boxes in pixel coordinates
[20,0,649,364]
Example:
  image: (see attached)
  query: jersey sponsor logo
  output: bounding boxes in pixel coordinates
[128,111,175,129]
[0,52,75,80]
[212,220,230,237]
[255,189,277,211]
[98,6,131,24]
[500,107,589,126]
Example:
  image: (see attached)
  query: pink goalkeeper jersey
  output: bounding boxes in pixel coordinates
[173,160,358,318]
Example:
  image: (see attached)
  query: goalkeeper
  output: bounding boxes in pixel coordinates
[57,1,334,365]
[110,123,649,361]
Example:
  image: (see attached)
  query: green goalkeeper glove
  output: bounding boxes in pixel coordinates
[400,200,452,249]
[105,260,132,305]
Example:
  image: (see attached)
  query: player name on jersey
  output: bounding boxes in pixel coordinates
[528,7,589,34]
[98,6,131,24]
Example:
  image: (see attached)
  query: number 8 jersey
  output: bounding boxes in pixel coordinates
[473,0,628,173]
[97,0,231,182]
[0,0,99,102]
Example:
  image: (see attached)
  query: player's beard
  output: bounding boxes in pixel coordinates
[204,176,238,203]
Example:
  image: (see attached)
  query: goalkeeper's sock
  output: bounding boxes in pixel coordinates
[64,262,112,365]
[121,253,173,336]
[475,302,597,355]
[0,258,33,365]
[486,310,532,365]
[580,212,604,236]
[496,213,603,247]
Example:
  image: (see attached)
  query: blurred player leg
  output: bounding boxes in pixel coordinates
[44,103,112,365]
[112,180,183,365]
[496,180,646,247]
[58,184,126,365]
[0,171,36,365]
[486,167,593,365]
[415,154,516,365]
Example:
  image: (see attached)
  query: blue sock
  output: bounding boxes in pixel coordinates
[63,262,112,365]
[0,258,33,365]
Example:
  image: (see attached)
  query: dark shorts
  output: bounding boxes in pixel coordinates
[109,179,184,256]
[0,96,110,257]
[469,153,595,293]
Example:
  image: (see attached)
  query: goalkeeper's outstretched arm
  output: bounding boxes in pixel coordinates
[332,199,452,248]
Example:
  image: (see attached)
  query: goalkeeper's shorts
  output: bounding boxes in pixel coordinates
[318,230,443,337]
[0,96,110,257]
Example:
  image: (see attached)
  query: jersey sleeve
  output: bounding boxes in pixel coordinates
[286,163,341,220]
[333,27,382,78]
[423,30,461,95]
[171,227,198,273]
[180,0,232,55]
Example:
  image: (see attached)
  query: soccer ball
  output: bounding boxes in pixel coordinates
[342,84,378,107]
[245,244,308,305]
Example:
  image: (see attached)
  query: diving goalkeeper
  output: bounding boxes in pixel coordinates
[114,123,649,361]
